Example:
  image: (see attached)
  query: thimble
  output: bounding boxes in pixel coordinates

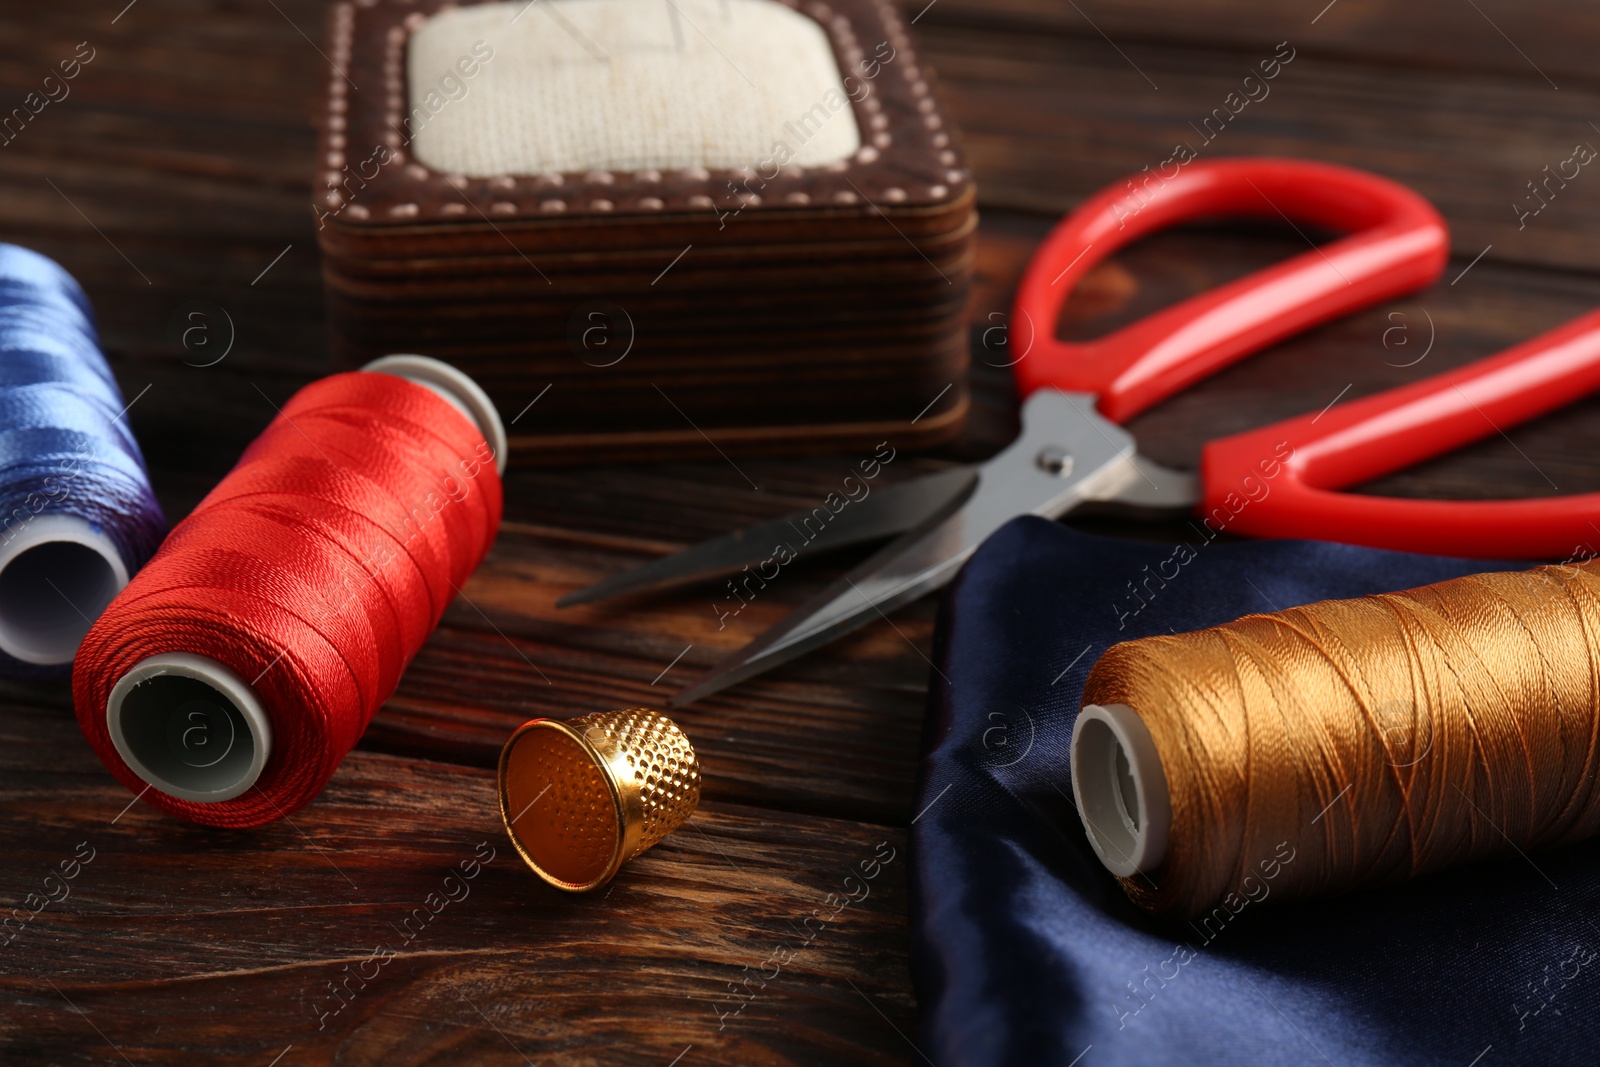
[497,708,701,892]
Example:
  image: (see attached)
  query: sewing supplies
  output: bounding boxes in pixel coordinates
[315,0,974,462]
[498,708,701,892]
[1072,557,1600,918]
[574,157,1600,704]
[71,355,505,828]
[0,244,165,676]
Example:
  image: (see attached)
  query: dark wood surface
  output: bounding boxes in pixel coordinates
[2,1,1598,1063]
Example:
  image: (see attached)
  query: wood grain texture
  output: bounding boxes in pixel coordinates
[0,701,915,1065]
[904,0,1593,86]
[1,0,1599,1063]
[915,17,1600,273]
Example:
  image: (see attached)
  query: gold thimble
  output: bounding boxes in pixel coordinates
[497,708,701,892]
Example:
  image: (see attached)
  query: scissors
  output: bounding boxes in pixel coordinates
[561,157,1600,704]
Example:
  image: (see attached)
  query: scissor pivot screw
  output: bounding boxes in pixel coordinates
[1037,445,1074,476]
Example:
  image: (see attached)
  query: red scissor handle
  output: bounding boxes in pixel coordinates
[1203,310,1600,559]
[1011,158,1449,423]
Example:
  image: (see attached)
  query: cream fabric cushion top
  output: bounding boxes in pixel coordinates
[407,0,861,176]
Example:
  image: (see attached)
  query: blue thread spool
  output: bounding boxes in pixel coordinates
[0,245,165,674]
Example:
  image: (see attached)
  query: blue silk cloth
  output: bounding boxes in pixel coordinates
[911,516,1600,1066]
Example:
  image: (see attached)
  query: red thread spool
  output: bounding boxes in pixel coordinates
[72,356,505,828]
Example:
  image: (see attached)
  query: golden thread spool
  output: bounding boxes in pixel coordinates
[497,708,701,892]
[1071,559,1600,918]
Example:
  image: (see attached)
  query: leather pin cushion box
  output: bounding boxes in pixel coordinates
[316,0,976,463]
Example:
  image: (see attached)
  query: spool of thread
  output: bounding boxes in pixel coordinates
[0,244,165,675]
[1071,558,1600,918]
[72,354,506,827]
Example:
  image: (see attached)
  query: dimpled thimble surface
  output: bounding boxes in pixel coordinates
[497,708,701,892]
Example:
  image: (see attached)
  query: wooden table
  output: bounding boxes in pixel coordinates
[3,1,1598,1063]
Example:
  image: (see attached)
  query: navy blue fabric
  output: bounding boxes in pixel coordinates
[911,516,1600,1067]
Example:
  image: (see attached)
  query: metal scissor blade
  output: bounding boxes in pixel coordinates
[672,391,1141,704]
[558,466,978,607]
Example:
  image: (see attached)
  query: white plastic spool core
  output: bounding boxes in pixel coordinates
[106,652,273,802]
[1070,703,1172,877]
[361,354,507,475]
[104,356,503,804]
[0,512,129,665]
